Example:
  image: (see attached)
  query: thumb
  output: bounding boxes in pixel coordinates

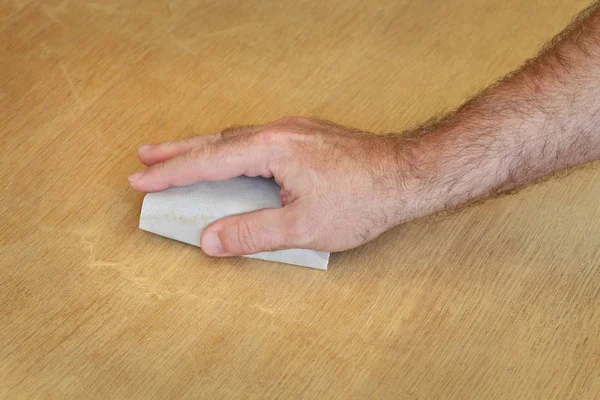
[200,208,294,256]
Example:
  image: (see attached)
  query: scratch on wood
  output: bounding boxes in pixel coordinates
[0,1,32,25]
[190,350,201,381]
[251,304,278,315]
[203,23,260,38]
[59,61,82,108]
[170,34,195,55]
[41,6,65,27]
[87,2,115,12]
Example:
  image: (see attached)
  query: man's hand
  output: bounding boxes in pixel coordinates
[129,118,408,256]
[129,2,600,257]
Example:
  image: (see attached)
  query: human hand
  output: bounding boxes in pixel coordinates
[129,117,406,256]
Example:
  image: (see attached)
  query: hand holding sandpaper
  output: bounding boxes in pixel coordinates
[129,117,405,265]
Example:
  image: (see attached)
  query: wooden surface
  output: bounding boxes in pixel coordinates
[1,1,599,398]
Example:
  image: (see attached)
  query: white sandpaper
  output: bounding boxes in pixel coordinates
[139,176,329,270]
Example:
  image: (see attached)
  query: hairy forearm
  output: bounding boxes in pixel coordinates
[397,2,600,221]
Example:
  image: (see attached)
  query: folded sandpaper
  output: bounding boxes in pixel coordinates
[139,176,329,270]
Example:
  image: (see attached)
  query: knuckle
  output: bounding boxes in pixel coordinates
[186,146,208,163]
[149,158,172,176]
[182,137,197,147]
[220,126,244,138]
[152,159,171,173]
[255,128,286,145]
[235,219,258,254]
[161,140,175,149]
[255,127,311,147]
[151,161,166,172]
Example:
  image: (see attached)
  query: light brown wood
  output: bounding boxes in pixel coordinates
[2,1,599,398]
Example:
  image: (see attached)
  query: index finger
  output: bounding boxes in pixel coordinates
[128,135,274,192]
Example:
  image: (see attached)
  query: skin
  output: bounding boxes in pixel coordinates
[129,2,600,257]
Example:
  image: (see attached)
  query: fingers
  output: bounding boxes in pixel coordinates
[138,134,221,166]
[138,126,260,166]
[128,138,272,192]
[200,208,299,256]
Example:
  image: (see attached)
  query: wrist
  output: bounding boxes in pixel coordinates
[384,136,436,226]
[393,120,521,224]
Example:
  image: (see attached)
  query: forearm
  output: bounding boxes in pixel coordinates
[397,2,600,222]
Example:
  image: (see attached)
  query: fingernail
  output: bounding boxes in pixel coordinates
[138,144,154,152]
[201,230,222,256]
[128,171,144,182]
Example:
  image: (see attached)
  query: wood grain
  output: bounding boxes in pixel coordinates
[1,1,599,398]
